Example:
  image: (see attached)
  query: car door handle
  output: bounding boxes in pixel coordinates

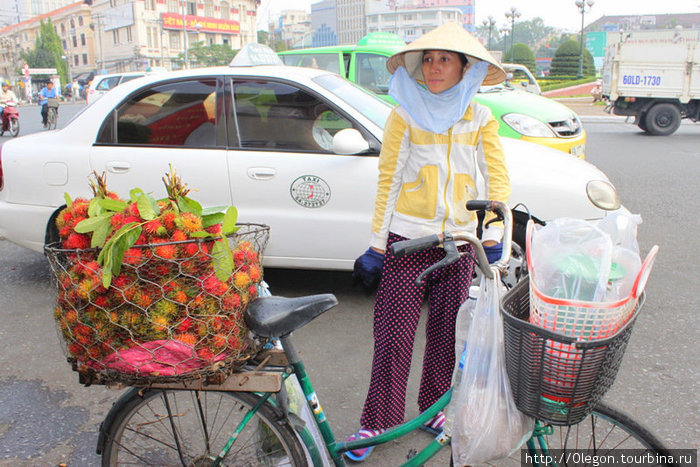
[105,161,131,173]
[247,167,276,180]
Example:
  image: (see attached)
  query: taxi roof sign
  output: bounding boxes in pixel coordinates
[356,32,406,47]
[230,43,283,67]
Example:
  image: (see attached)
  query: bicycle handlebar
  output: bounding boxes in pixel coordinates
[390,200,512,284]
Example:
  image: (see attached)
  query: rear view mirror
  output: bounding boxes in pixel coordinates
[332,128,370,155]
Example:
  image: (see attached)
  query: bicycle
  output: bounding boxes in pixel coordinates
[95,201,676,466]
[46,97,59,130]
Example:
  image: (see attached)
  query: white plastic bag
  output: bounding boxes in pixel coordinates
[451,271,533,465]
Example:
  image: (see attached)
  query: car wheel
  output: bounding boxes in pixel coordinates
[644,103,681,136]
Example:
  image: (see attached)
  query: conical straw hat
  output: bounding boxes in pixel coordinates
[386,22,506,85]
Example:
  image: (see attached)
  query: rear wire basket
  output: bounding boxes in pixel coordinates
[45,223,269,386]
[500,279,642,425]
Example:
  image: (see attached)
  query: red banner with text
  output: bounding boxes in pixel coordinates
[161,12,240,35]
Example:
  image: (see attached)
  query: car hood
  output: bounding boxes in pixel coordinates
[475,87,575,122]
[500,137,607,221]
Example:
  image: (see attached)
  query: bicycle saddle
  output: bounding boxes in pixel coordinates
[245,294,338,337]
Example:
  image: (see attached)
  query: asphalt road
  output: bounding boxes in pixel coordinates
[0,106,698,466]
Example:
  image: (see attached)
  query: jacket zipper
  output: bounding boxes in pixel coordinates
[442,128,452,231]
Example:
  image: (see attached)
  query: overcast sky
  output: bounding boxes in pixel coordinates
[257,0,700,33]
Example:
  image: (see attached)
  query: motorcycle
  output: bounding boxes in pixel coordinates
[0,101,20,137]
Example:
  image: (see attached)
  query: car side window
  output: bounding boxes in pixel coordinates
[98,78,218,147]
[231,79,354,153]
[120,74,144,84]
[292,54,341,75]
[356,53,392,94]
[96,76,120,91]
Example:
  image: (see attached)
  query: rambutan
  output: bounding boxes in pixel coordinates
[133,291,154,309]
[177,212,203,233]
[182,242,200,257]
[171,290,188,304]
[248,285,258,300]
[122,248,144,265]
[143,219,165,235]
[93,295,109,308]
[64,233,90,250]
[153,299,179,318]
[110,212,125,228]
[67,342,84,357]
[72,199,90,217]
[233,249,246,264]
[205,223,222,235]
[248,265,262,282]
[202,276,227,296]
[151,315,171,336]
[211,334,228,351]
[175,332,198,347]
[154,243,177,260]
[176,317,193,332]
[245,250,259,262]
[161,211,177,231]
[171,230,188,242]
[58,226,72,239]
[222,293,242,311]
[59,209,73,228]
[233,271,251,290]
[197,348,215,362]
[125,202,140,217]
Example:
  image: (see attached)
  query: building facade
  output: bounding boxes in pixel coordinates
[366,6,462,43]
[269,9,311,49]
[92,0,259,73]
[0,1,95,93]
[311,0,337,47]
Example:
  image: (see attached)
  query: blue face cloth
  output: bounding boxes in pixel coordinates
[388,60,489,134]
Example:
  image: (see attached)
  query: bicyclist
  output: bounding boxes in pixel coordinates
[347,22,511,461]
[0,81,18,120]
[38,81,58,128]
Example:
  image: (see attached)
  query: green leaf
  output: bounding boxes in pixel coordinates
[201,212,224,228]
[201,206,227,216]
[211,238,234,281]
[136,193,158,220]
[188,230,211,238]
[91,220,111,248]
[98,198,127,212]
[88,197,102,217]
[74,214,111,233]
[110,226,141,277]
[177,196,202,215]
[102,269,113,289]
[64,192,73,208]
[129,188,145,202]
[222,206,238,235]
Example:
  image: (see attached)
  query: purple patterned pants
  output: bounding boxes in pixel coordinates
[360,232,476,430]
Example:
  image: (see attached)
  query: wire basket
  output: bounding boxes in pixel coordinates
[45,223,269,386]
[500,279,643,426]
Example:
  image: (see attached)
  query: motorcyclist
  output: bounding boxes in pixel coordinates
[0,81,19,122]
[38,81,58,128]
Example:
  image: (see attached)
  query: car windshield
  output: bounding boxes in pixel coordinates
[313,73,393,129]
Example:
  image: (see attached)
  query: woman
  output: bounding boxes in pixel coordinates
[348,22,511,461]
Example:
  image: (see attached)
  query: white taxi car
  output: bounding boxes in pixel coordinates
[0,64,619,270]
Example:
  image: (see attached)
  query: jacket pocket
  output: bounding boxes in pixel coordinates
[396,165,438,219]
[453,173,477,225]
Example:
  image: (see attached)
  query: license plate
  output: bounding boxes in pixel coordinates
[570,144,585,157]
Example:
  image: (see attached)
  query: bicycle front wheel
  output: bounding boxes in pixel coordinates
[101,389,306,466]
[47,108,57,129]
[466,402,674,466]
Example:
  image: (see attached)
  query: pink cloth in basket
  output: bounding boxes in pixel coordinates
[101,340,226,376]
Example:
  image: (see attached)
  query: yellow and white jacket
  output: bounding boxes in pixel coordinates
[370,102,511,250]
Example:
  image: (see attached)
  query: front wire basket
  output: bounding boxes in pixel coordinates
[500,278,643,426]
[44,223,269,386]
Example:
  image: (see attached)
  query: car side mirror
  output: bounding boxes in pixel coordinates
[332,128,370,155]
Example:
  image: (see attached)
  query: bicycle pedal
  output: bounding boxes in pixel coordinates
[406,448,417,460]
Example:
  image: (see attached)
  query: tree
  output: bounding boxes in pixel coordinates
[504,43,536,73]
[19,19,68,83]
[177,42,238,67]
[550,39,595,77]
[257,30,269,46]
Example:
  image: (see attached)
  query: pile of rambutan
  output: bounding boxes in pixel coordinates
[45,167,268,382]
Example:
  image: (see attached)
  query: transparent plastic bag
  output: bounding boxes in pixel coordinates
[530,218,613,302]
[451,271,533,465]
[597,211,643,301]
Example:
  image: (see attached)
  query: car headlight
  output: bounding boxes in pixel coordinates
[586,180,621,211]
[502,113,557,137]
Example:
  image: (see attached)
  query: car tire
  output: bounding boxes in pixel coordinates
[644,103,681,136]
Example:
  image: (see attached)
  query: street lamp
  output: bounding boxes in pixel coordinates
[482,15,496,51]
[504,7,521,62]
[575,0,594,78]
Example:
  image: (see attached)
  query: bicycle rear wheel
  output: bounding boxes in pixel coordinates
[100,389,306,466]
[454,402,674,466]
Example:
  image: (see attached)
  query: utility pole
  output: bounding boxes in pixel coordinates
[181,0,188,69]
